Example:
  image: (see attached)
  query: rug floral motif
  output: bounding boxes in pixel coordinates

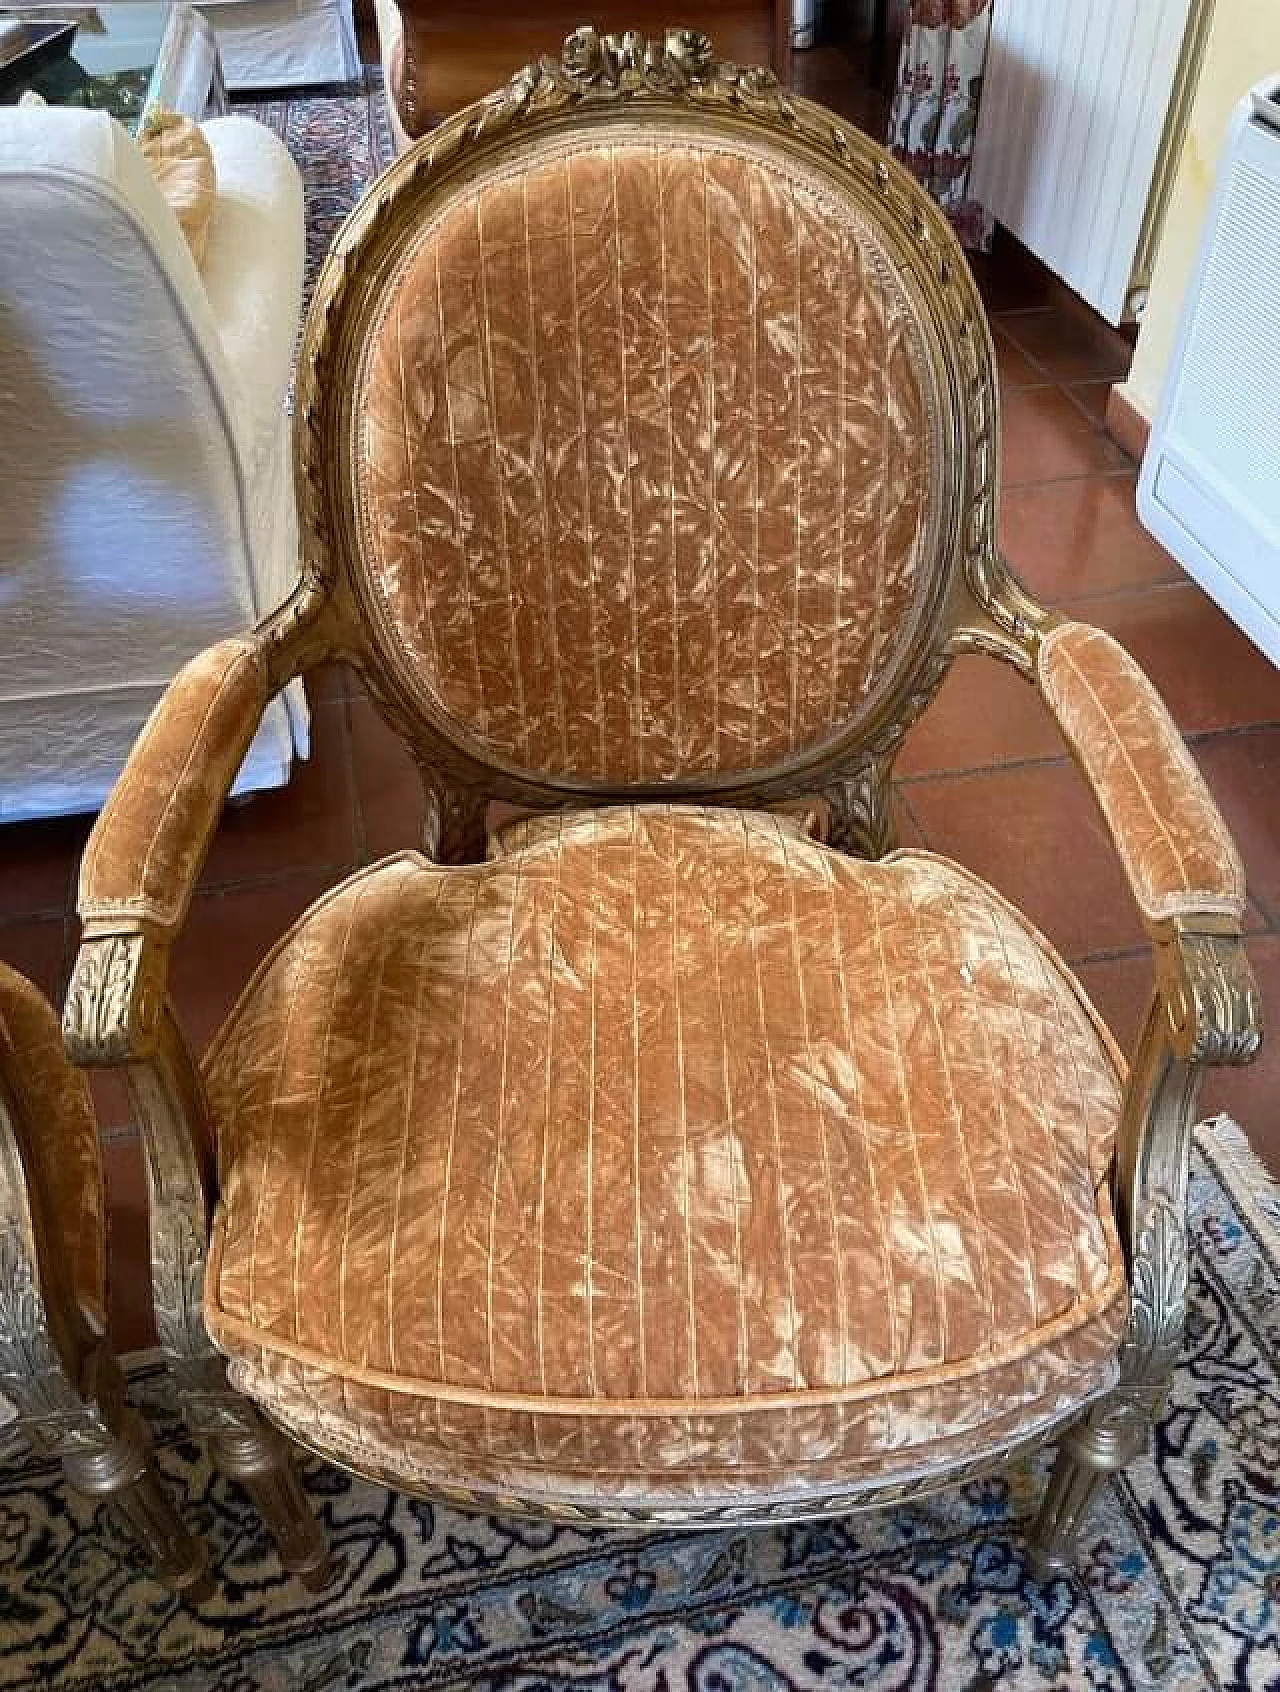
[0,1118,1275,1690]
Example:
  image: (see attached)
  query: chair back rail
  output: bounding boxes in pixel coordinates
[293,27,1040,834]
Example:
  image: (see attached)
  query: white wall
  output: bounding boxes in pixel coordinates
[1118,0,1280,423]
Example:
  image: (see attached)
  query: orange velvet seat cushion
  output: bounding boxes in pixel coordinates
[203,805,1127,1512]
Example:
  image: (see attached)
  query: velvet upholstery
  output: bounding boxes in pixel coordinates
[62,80,1257,1532]
[203,806,1127,1505]
[0,962,105,1328]
[1038,622,1246,927]
[78,639,270,938]
[135,113,217,270]
[356,134,940,784]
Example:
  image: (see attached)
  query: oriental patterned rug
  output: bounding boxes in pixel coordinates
[0,1116,1275,1691]
[234,70,396,293]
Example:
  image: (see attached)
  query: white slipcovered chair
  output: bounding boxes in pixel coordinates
[0,107,308,822]
[197,0,360,92]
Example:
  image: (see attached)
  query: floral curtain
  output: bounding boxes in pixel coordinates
[887,0,994,250]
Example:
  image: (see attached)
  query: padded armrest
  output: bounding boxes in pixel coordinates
[0,962,105,1326]
[78,638,270,938]
[1036,621,1246,930]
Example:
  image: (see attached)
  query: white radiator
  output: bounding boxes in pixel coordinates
[970,0,1207,324]
[1138,79,1280,669]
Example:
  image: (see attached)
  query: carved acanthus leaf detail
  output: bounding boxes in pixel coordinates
[0,1230,61,1386]
[0,1231,110,1452]
[1079,1194,1189,1459]
[1122,1195,1189,1390]
[1163,932,1263,1067]
[151,1208,211,1365]
[825,765,896,860]
[422,780,487,865]
[63,933,151,1064]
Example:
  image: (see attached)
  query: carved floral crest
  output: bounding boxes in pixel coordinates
[469,24,797,137]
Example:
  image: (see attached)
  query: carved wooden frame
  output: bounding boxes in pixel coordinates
[60,27,1262,1570]
[0,1062,210,1595]
[287,23,1053,864]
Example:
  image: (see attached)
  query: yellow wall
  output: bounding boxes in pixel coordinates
[1119,0,1280,423]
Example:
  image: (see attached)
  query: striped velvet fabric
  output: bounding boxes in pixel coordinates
[0,963,105,1328]
[1038,622,1247,927]
[354,132,941,785]
[204,807,1127,1505]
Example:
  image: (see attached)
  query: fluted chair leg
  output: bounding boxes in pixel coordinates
[206,1413,337,1592]
[61,1407,212,1599]
[1027,1412,1141,1579]
[119,1013,339,1590]
[1029,1194,1189,1578]
[166,1350,337,1591]
[3,1329,211,1600]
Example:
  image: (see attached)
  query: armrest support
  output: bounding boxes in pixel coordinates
[1155,927,1262,1069]
[1033,623,1262,1275]
[65,638,271,1065]
[1036,621,1246,930]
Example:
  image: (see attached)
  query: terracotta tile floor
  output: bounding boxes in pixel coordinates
[6,142,1278,1354]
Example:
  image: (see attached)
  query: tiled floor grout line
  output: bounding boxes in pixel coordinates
[1042,580,1184,610]
[1068,942,1153,967]
[895,718,1280,788]
[1059,386,1112,433]
[192,861,358,903]
[1002,357,1131,398]
[996,305,1133,380]
[1004,465,1136,490]
[999,465,1138,492]
[990,305,1056,320]
[896,751,1065,785]
[1186,718,1280,744]
[0,903,75,927]
[896,788,929,849]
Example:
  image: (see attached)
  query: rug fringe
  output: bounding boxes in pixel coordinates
[1194,1114,1280,1253]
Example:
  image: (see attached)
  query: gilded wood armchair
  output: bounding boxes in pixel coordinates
[0,961,209,1596]
[63,28,1261,1582]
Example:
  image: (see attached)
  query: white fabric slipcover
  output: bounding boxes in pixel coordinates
[0,108,308,822]
[197,0,359,91]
